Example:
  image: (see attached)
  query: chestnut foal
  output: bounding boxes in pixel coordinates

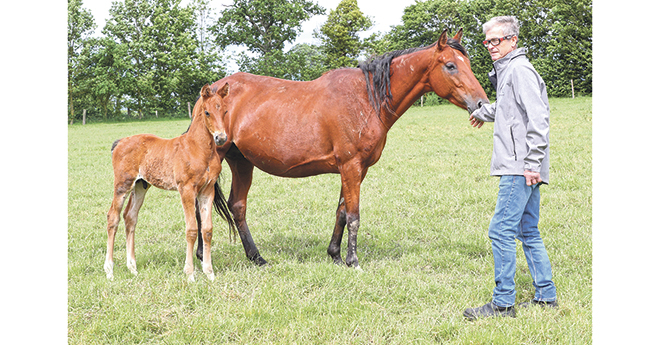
[105,83,230,282]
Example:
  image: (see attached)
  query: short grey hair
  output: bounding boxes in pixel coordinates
[483,16,520,36]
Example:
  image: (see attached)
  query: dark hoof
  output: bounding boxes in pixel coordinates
[251,255,268,266]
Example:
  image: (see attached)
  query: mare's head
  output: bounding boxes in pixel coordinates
[428,29,489,114]
[199,82,230,146]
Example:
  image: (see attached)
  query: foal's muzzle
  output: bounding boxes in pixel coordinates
[213,132,228,146]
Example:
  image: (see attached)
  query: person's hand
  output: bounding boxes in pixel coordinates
[524,170,542,186]
[469,114,484,128]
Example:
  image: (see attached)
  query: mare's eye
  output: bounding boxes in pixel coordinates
[446,62,457,70]
[205,111,210,117]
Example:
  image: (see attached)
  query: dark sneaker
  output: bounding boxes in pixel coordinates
[519,300,558,308]
[463,302,516,321]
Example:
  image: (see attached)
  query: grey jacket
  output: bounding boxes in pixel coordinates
[472,48,550,183]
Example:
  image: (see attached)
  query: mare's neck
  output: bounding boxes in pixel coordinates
[379,48,434,129]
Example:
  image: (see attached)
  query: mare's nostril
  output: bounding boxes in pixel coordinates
[477,100,483,108]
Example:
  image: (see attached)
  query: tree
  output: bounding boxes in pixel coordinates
[213,0,324,56]
[68,0,96,122]
[102,0,224,118]
[315,0,373,70]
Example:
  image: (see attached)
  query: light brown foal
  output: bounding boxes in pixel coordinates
[105,83,230,282]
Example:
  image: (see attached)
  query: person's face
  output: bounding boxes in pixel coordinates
[484,26,517,61]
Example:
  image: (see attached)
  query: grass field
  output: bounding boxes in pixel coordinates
[68,97,592,344]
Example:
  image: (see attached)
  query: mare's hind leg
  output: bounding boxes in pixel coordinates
[328,189,347,265]
[226,155,267,266]
[123,180,150,276]
[105,179,134,280]
[195,200,204,262]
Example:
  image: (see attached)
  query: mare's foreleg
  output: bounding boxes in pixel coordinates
[105,180,133,280]
[226,156,267,266]
[327,189,347,265]
[122,180,149,276]
[338,163,366,269]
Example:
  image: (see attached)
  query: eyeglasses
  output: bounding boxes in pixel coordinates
[482,35,514,48]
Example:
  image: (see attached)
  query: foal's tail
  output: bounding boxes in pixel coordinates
[213,180,238,242]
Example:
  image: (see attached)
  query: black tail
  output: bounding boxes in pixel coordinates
[213,179,238,242]
[111,138,122,155]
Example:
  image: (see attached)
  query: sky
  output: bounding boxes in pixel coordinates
[85,0,419,47]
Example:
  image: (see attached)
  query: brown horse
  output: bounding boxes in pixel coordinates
[198,29,489,269]
[105,83,233,282]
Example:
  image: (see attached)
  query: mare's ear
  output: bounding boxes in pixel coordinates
[217,82,230,98]
[201,84,212,99]
[453,28,463,43]
[437,29,448,50]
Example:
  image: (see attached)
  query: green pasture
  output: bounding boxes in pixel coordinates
[68,97,592,344]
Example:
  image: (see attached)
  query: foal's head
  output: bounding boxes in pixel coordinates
[199,82,230,146]
[427,29,489,114]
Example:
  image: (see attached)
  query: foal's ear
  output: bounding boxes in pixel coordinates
[437,29,448,50]
[201,84,213,99]
[453,28,463,43]
[217,82,230,98]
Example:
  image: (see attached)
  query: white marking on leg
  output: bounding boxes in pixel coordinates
[127,258,138,276]
[104,260,114,280]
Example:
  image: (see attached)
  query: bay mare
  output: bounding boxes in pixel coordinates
[196,29,489,269]
[105,83,234,282]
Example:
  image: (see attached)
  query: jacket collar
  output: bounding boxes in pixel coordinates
[493,48,527,73]
[488,48,527,90]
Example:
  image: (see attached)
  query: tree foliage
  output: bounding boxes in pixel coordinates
[315,0,373,69]
[68,0,96,122]
[213,0,324,55]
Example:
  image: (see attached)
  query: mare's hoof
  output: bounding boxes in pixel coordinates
[251,255,268,266]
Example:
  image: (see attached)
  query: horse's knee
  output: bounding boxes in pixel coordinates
[229,201,246,221]
[186,228,198,242]
[201,226,213,243]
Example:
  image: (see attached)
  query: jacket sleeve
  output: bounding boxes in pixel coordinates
[472,101,496,122]
[513,65,549,172]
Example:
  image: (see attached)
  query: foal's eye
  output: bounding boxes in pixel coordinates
[205,111,210,117]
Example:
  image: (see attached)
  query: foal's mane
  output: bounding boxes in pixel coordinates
[357,38,467,114]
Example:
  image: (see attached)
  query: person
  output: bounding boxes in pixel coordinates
[463,16,557,320]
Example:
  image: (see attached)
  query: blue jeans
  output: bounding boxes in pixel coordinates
[488,175,556,307]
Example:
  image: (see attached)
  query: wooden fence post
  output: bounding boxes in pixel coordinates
[188,102,191,118]
[82,109,86,125]
[156,110,158,118]
[571,79,575,99]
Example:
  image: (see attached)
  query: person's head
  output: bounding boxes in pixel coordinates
[482,16,519,61]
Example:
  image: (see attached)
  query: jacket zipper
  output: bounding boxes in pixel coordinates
[510,126,517,161]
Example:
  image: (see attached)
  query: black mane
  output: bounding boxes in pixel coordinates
[357,38,467,114]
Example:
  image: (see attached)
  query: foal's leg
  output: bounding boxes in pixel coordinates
[197,183,216,280]
[327,188,347,265]
[122,180,149,276]
[226,156,267,266]
[179,187,200,282]
[105,179,133,280]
